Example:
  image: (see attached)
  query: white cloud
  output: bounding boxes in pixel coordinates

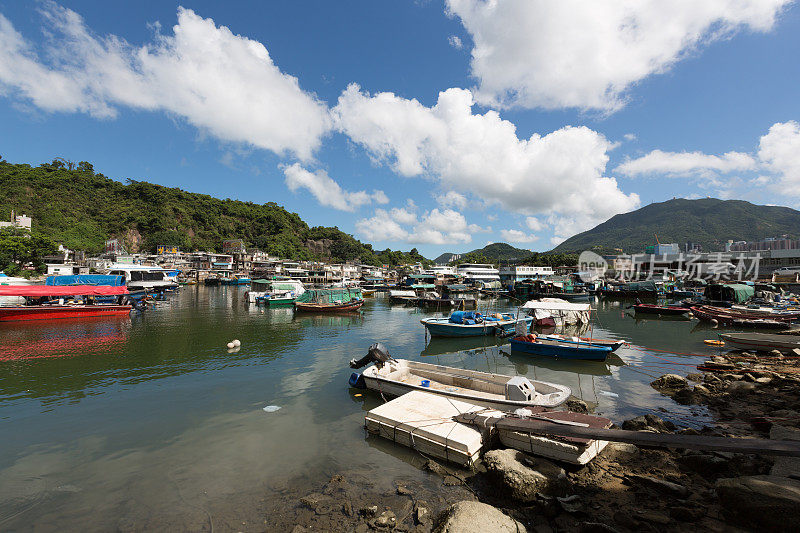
[355,207,481,245]
[448,35,463,49]
[499,229,538,243]
[332,84,639,236]
[436,191,468,209]
[525,216,544,232]
[355,210,409,242]
[550,236,567,247]
[616,150,757,178]
[283,163,387,212]
[446,0,789,112]
[623,133,637,142]
[0,5,331,159]
[758,121,800,194]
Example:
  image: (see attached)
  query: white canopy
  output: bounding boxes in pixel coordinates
[522,299,591,312]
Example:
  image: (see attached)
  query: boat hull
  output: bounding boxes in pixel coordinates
[717,332,800,353]
[510,337,611,361]
[295,299,364,312]
[0,305,132,322]
[421,316,532,337]
[633,304,690,316]
[359,359,570,410]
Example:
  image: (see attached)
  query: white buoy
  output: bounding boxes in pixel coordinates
[227,341,235,349]
[233,339,241,347]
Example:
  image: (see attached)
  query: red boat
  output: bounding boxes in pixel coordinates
[294,299,364,312]
[0,285,131,322]
[633,303,691,316]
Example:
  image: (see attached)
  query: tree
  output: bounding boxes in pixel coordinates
[0,228,58,275]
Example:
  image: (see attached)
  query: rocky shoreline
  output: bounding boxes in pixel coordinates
[273,350,800,532]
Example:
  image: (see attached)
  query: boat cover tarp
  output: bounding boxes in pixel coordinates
[522,300,591,311]
[46,274,125,286]
[479,280,502,290]
[706,283,755,303]
[295,288,361,303]
[622,280,657,292]
[0,285,128,297]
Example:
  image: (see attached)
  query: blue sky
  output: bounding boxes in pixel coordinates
[1,1,799,257]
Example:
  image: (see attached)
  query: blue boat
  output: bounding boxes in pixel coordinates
[509,335,612,361]
[421,311,532,337]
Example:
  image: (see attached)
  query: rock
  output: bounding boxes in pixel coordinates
[414,503,429,525]
[423,459,447,476]
[627,474,689,498]
[566,398,589,414]
[776,349,789,357]
[670,505,705,522]
[645,414,676,432]
[621,416,649,431]
[578,522,620,533]
[756,377,773,385]
[442,475,461,486]
[678,428,701,436]
[677,452,729,476]
[686,372,704,382]
[396,485,413,496]
[602,442,639,459]
[557,494,583,513]
[721,373,743,381]
[290,526,306,533]
[433,501,527,533]
[300,492,332,513]
[693,384,711,395]
[360,505,379,517]
[374,510,397,529]
[728,381,756,395]
[612,511,639,529]
[716,475,800,531]
[637,511,671,525]
[770,425,800,479]
[743,373,758,382]
[355,524,369,533]
[343,500,353,517]
[650,374,688,392]
[483,449,569,501]
[704,373,722,384]
[672,387,699,405]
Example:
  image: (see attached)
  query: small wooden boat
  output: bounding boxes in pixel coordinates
[510,334,612,361]
[717,332,800,353]
[420,312,533,337]
[691,306,793,329]
[633,303,690,316]
[294,299,363,312]
[538,334,625,352]
[350,355,570,410]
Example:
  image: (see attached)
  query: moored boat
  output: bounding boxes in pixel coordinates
[509,334,612,361]
[0,285,131,322]
[633,303,691,316]
[349,343,570,410]
[537,334,625,352]
[420,311,533,337]
[716,332,800,353]
[294,299,364,312]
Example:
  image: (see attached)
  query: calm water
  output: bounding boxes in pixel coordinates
[0,288,724,531]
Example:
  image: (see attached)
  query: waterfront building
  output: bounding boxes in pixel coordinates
[499,265,554,283]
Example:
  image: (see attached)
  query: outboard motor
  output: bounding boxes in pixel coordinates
[349,342,393,369]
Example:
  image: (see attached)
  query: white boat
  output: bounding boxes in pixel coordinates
[106,264,177,291]
[522,298,591,326]
[246,279,306,304]
[350,345,570,410]
[717,332,800,353]
[0,272,35,306]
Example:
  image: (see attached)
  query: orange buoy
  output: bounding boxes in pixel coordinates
[704,339,725,346]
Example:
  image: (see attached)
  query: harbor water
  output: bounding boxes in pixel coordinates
[0,288,724,530]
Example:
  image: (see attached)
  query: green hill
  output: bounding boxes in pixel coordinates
[0,158,428,266]
[435,242,532,264]
[553,198,800,253]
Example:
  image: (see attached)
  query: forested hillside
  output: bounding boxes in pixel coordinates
[0,158,428,266]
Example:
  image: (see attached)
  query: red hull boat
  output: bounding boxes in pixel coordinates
[633,303,691,316]
[0,305,133,322]
[294,299,364,312]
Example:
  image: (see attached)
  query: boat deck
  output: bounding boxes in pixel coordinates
[395,373,506,400]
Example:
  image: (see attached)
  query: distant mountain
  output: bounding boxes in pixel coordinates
[552,198,800,253]
[434,242,532,264]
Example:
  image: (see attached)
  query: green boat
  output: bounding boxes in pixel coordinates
[247,279,306,306]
